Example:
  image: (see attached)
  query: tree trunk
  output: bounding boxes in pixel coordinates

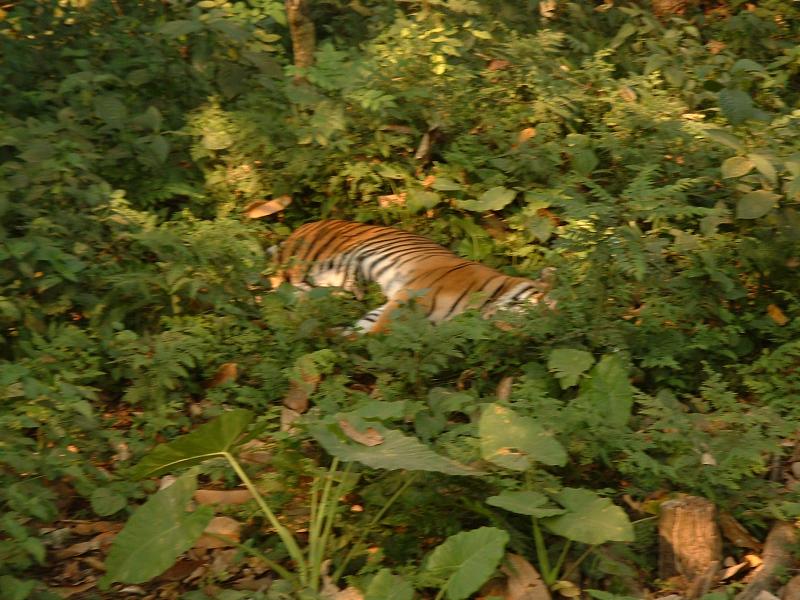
[285,0,315,81]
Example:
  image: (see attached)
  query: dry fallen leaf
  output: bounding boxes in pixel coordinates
[243,195,292,219]
[378,193,407,208]
[339,419,384,447]
[283,370,320,413]
[719,512,762,550]
[194,488,254,506]
[517,127,537,145]
[487,59,511,72]
[194,516,241,549]
[502,553,551,600]
[767,304,789,326]
[207,362,238,388]
[551,580,580,598]
[619,86,637,102]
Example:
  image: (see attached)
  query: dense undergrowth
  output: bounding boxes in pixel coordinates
[2,0,800,598]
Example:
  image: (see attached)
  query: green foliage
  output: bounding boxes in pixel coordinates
[3,0,800,596]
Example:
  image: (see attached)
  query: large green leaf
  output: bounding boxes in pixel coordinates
[456,186,516,212]
[547,348,595,389]
[407,188,441,213]
[718,89,755,125]
[577,355,634,428]
[479,404,567,470]
[129,409,254,479]
[99,473,213,587]
[420,527,509,600]
[542,488,634,545]
[486,490,565,518]
[365,569,414,600]
[736,190,779,219]
[720,156,754,179]
[310,423,480,476]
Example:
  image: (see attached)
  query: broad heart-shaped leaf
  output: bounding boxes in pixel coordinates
[542,488,634,546]
[747,153,777,184]
[129,409,254,479]
[547,348,595,389]
[407,188,441,213]
[736,190,780,219]
[486,490,565,518]
[99,473,213,587]
[420,527,509,600]
[365,569,414,600]
[479,404,567,470]
[456,186,516,212]
[431,177,464,191]
[309,422,481,476]
[720,156,754,179]
[577,355,634,428]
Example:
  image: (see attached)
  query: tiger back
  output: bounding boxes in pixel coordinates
[272,220,554,333]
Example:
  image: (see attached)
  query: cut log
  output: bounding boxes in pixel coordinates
[658,496,722,595]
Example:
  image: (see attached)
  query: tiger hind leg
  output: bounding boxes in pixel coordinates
[353,304,390,333]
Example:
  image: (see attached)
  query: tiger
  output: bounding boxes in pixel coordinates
[271,219,555,333]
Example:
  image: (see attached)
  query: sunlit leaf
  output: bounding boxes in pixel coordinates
[487,490,565,518]
[577,355,634,428]
[542,488,634,545]
[310,423,481,476]
[407,188,441,213]
[457,187,516,212]
[720,156,754,179]
[420,527,509,600]
[129,409,254,479]
[366,569,414,600]
[99,473,213,587]
[479,404,567,470]
[547,348,594,389]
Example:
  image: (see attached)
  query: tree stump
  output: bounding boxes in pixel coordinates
[659,496,722,594]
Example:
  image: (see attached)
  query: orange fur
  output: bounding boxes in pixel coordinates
[273,220,553,332]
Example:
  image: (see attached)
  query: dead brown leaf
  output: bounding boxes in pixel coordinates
[70,521,122,536]
[238,439,273,465]
[619,86,637,102]
[207,362,239,388]
[719,512,763,550]
[378,193,407,208]
[243,195,293,219]
[767,304,789,326]
[50,581,97,598]
[421,174,437,188]
[194,488,254,506]
[502,553,551,600]
[517,127,537,146]
[284,365,320,413]
[339,419,384,446]
[54,539,100,560]
[487,59,511,72]
[194,516,241,549]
